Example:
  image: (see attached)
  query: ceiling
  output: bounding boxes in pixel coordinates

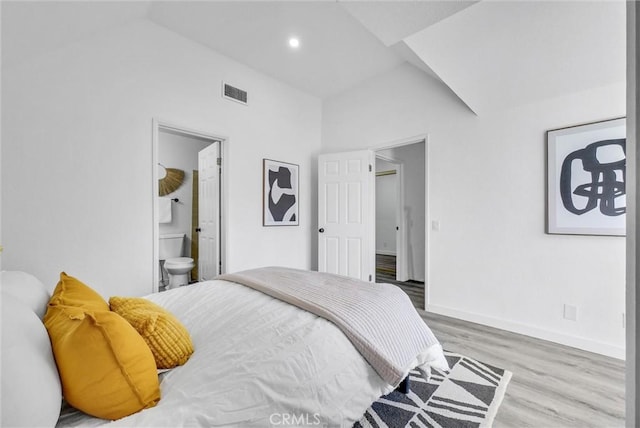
[1,1,626,114]
[404,1,627,115]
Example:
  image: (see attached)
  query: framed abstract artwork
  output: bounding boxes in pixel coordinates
[263,159,299,226]
[547,117,626,236]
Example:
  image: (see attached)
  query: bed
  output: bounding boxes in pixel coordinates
[1,268,448,428]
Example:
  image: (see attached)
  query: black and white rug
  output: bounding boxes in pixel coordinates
[355,351,512,428]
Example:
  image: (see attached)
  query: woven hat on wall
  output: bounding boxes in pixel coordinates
[158,165,185,196]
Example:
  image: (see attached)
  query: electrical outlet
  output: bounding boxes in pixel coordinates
[563,304,577,321]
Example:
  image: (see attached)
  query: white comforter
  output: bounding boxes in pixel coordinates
[57,279,444,427]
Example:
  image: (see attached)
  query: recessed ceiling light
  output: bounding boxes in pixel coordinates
[288,37,300,49]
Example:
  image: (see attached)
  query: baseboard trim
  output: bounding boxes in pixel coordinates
[426,304,625,360]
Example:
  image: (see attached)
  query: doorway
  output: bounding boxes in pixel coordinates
[375,138,427,309]
[152,120,226,293]
[317,136,428,304]
[375,156,404,281]
[375,140,426,283]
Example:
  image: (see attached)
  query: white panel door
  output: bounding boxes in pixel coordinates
[198,142,220,281]
[318,150,375,281]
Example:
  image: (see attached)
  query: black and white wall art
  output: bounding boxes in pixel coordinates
[263,159,299,226]
[547,117,626,236]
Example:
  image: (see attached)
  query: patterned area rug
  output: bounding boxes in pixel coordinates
[355,351,512,428]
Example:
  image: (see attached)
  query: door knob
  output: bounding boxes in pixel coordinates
[196,228,202,232]
[319,228,325,233]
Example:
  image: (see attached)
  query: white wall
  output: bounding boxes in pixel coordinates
[378,142,426,282]
[375,158,397,255]
[158,130,212,257]
[323,62,626,358]
[1,19,321,298]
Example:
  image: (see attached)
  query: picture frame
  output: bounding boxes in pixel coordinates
[263,159,299,226]
[547,117,626,236]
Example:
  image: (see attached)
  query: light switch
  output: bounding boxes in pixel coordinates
[432,220,440,231]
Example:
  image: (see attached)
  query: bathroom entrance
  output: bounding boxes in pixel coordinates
[153,121,225,292]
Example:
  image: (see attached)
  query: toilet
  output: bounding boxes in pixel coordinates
[159,233,195,289]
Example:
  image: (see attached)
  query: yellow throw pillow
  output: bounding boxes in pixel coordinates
[48,272,109,312]
[44,305,160,420]
[109,297,194,369]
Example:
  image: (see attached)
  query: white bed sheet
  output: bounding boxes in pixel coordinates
[57,279,402,427]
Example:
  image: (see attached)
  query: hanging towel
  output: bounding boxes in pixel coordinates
[159,198,172,223]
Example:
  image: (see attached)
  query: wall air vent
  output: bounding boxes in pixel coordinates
[222,81,248,105]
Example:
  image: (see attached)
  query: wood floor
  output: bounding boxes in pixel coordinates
[421,311,624,428]
[376,254,424,309]
[375,255,625,428]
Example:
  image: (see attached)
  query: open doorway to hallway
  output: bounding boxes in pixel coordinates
[375,140,426,309]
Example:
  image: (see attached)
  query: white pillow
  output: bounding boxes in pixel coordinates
[1,293,62,427]
[1,271,50,319]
